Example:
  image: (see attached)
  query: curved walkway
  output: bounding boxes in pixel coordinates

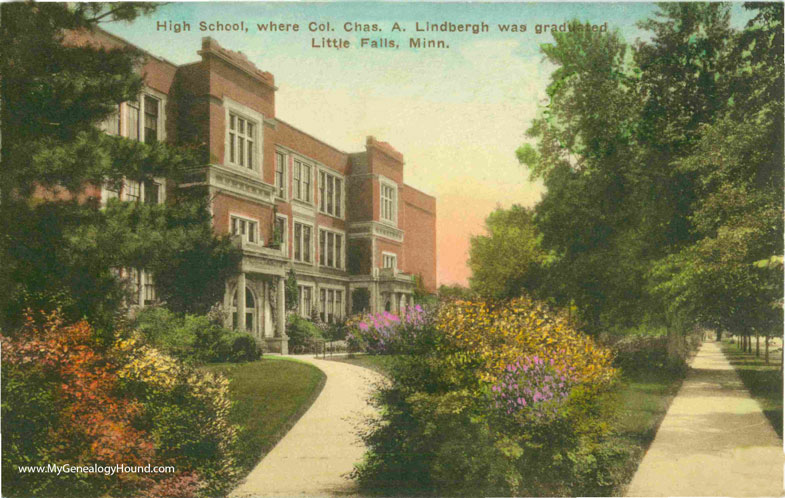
[230,356,383,498]
[626,341,783,497]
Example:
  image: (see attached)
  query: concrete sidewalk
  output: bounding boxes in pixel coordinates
[230,357,383,498]
[626,341,784,497]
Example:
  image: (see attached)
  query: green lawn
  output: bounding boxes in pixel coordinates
[608,367,684,495]
[204,357,326,475]
[329,353,395,376]
[721,340,783,438]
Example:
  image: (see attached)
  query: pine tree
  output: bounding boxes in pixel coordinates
[0,3,240,330]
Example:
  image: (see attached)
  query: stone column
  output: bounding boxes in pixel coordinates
[277,276,288,354]
[370,283,378,313]
[237,272,246,332]
[223,280,232,329]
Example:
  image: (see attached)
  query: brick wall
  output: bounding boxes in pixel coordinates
[402,185,437,292]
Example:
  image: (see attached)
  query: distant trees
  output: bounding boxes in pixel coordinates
[475,4,783,342]
[468,205,545,300]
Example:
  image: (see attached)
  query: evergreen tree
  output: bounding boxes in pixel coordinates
[0,3,240,331]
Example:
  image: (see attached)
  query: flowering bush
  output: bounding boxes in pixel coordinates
[490,356,573,418]
[1,311,239,498]
[437,297,616,391]
[346,305,429,354]
[354,297,622,497]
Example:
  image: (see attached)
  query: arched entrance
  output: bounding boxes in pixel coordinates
[232,286,257,335]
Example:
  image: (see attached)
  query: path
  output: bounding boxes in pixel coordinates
[230,356,382,498]
[626,341,784,497]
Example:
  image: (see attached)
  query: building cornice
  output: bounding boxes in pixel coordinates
[207,164,276,206]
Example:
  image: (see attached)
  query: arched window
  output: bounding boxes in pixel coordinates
[232,286,256,333]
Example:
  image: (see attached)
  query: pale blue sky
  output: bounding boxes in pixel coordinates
[103,2,755,285]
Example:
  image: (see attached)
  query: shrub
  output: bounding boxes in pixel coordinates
[346,306,430,354]
[610,334,669,372]
[1,311,240,498]
[133,307,259,363]
[286,314,323,353]
[353,297,620,497]
[226,333,261,362]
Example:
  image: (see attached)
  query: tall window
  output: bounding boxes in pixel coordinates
[383,253,397,270]
[381,183,397,223]
[100,104,120,135]
[319,289,343,323]
[144,180,162,205]
[142,271,156,305]
[144,96,160,143]
[125,180,141,202]
[275,152,286,198]
[299,285,313,318]
[319,230,343,269]
[274,215,286,249]
[294,222,312,263]
[319,171,343,217]
[229,113,255,169]
[293,160,312,202]
[232,287,256,332]
[231,215,258,244]
[127,100,140,141]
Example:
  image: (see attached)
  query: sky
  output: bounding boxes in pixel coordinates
[103,2,753,287]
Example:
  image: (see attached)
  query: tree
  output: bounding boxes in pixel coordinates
[0,3,240,330]
[649,3,784,345]
[468,205,546,300]
[520,21,650,332]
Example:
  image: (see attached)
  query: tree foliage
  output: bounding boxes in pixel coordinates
[468,205,545,300]
[501,3,783,339]
[0,2,240,330]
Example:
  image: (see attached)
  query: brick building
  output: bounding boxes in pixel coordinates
[71,29,437,353]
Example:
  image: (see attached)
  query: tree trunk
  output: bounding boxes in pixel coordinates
[765,336,769,364]
[756,332,760,357]
[666,328,685,370]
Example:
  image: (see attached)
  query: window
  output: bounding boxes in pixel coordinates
[125,180,141,202]
[144,96,160,143]
[144,180,162,205]
[127,100,140,141]
[273,215,286,249]
[100,104,121,135]
[228,113,255,169]
[143,271,156,305]
[319,288,344,323]
[383,253,397,270]
[299,285,313,318]
[127,268,140,305]
[232,287,256,332]
[293,160,312,203]
[293,221,312,263]
[319,171,343,217]
[231,215,258,244]
[275,152,286,198]
[381,182,397,223]
[319,229,343,269]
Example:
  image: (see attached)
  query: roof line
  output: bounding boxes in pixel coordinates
[93,25,179,69]
[275,118,352,157]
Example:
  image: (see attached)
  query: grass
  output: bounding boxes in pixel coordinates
[204,356,326,475]
[329,353,395,376]
[607,367,685,495]
[720,339,783,438]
